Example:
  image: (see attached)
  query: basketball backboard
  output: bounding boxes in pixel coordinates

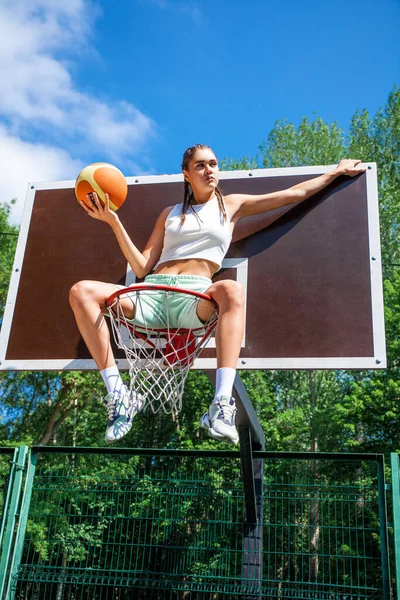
[0,164,386,371]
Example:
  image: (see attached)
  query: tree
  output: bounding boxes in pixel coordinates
[0,200,18,324]
[349,87,400,269]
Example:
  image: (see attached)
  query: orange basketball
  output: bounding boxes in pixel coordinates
[75,162,128,211]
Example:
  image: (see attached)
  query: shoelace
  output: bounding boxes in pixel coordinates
[218,401,235,423]
[105,397,117,421]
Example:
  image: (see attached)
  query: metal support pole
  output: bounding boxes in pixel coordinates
[232,374,265,451]
[204,371,265,598]
[241,445,264,600]
[0,446,28,600]
[233,376,264,599]
[239,426,257,524]
[7,449,38,600]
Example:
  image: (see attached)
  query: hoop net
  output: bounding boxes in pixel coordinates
[106,284,218,414]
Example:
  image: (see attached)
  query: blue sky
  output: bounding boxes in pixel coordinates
[0,0,399,223]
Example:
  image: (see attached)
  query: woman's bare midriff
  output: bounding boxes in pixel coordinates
[153,258,218,279]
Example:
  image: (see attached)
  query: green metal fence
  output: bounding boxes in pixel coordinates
[0,447,29,600]
[0,447,393,599]
[0,448,17,555]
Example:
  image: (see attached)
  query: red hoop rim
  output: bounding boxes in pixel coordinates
[106,283,218,309]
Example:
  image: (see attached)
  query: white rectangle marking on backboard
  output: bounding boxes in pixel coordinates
[206,258,248,348]
[121,258,248,350]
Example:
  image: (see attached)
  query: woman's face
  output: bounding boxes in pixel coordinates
[183,147,219,194]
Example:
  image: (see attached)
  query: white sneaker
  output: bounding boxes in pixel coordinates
[200,396,239,446]
[103,389,145,444]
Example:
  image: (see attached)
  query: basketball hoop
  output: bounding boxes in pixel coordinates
[106,284,218,414]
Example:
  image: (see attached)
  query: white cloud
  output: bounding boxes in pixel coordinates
[0,0,97,52]
[0,125,83,225]
[0,0,157,224]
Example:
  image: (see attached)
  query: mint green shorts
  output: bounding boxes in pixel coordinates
[126,274,213,330]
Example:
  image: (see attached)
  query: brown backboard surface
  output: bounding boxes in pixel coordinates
[0,165,386,370]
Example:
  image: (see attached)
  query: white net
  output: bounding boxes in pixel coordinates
[107,285,218,414]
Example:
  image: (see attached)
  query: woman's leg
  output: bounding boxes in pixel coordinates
[69,280,143,443]
[198,280,244,445]
[69,280,133,370]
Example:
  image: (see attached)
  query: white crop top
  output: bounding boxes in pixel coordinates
[155,196,232,270]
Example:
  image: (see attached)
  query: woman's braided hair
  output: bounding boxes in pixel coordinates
[181,144,227,225]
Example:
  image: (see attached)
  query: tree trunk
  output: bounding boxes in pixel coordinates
[38,380,78,445]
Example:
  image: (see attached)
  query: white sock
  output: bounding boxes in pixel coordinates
[213,367,236,403]
[100,365,128,395]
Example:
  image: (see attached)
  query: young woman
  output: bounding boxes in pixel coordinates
[69,145,365,445]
